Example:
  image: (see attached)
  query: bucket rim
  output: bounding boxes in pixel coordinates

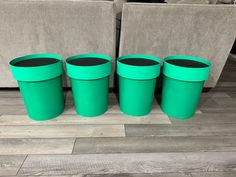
[163,55,212,82]
[10,53,62,67]
[9,53,63,82]
[65,53,112,80]
[117,54,161,65]
[164,55,212,68]
[66,53,111,64]
[117,54,161,80]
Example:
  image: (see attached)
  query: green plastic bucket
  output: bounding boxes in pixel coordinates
[66,54,112,117]
[9,53,64,121]
[161,55,212,119]
[117,54,161,116]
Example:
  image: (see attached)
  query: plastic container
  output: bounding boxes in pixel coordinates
[117,54,161,116]
[161,55,212,119]
[9,54,64,121]
[66,54,112,117]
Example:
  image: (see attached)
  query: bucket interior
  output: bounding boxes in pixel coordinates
[13,58,59,67]
[68,58,108,66]
[166,59,209,68]
[119,58,159,66]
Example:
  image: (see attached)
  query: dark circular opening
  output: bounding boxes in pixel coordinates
[166,59,209,68]
[68,58,108,66]
[13,58,59,67]
[120,58,159,66]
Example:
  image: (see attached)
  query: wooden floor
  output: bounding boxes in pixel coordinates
[0,56,235,177]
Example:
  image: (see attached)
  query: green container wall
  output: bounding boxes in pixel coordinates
[9,54,64,121]
[117,54,161,116]
[66,54,112,117]
[161,55,212,119]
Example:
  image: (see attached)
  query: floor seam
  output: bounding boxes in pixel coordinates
[16,154,28,176]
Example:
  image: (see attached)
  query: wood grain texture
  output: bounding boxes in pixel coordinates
[200,107,236,113]
[85,173,192,177]
[73,136,236,154]
[2,172,236,177]
[0,114,170,125]
[18,152,236,175]
[0,90,21,98]
[169,113,236,124]
[0,138,75,155]
[0,155,26,176]
[64,103,201,115]
[0,173,190,177]
[191,172,236,177]
[217,82,236,87]
[184,152,236,172]
[0,105,27,115]
[227,92,236,98]
[0,97,24,105]
[198,92,236,113]
[198,97,221,109]
[86,172,236,177]
[63,104,165,114]
[125,124,236,137]
[212,97,236,107]
[1,176,83,177]
[0,125,125,138]
[200,92,230,98]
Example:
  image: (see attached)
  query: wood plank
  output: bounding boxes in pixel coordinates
[170,113,236,124]
[0,97,24,105]
[227,92,236,98]
[86,173,191,177]
[0,173,190,177]
[125,124,236,137]
[2,176,83,177]
[211,87,236,93]
[198,97,236,113]
[200,92,230,98]
[217,71,236,82]
[191,172,236,177]
[0,90,21,98]
[0,174,191,177]
[0,138,75,155]
[64,104,201,115]
[0,105,27,115]
[0,125,125,138]
[0,114,171,125]
[18,152,236,175]
[198,97,221,109]
[200,107,236,113]
[73,136,236,154]
[212,97,236,107]
[184,152,236,172]
[0,155,26,176]
[64,105,165,114]
[0,104,200,116]
[17,174,227,177]
[216,82,236,87]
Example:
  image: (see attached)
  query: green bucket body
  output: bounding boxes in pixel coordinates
[66,54,112,117]
[9,54,64,121]
[18,77,64,120]
[117,54,161,116]
[70,77,109,117]
[119,76,157,116]
[161,55,212,119]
